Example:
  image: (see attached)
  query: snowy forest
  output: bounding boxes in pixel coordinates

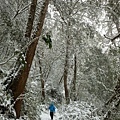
[0,0,120,120]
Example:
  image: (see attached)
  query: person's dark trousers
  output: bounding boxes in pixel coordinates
[50,112,53,120]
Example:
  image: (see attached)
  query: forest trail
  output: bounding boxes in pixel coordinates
[40,110,60,120]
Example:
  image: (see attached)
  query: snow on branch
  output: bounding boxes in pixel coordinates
[97,81,114,93]
[0,54,15,66]
[104,32,120,42]
[12,2,31,19]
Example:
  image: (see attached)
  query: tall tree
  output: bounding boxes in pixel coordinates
[102,0,120,119]
[70,53,77,101]
[4,0,50,118]
[63,35,70,104]
[37,51,45,100]
[53,0,77,104]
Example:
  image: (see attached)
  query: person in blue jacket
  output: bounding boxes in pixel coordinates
[49,103,56,120]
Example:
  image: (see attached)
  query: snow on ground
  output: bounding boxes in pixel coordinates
[39,101,103,120]
[40,109,60,120]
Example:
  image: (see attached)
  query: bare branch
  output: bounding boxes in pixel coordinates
[12,3,31,19]
[0,54,15,65]
[104,32,120,42]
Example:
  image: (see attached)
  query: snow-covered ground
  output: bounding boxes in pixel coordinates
[40,110,60,120]
[39,101,103,120]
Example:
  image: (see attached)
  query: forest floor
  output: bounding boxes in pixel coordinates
[40,110,60,120]
[38,101,103,120]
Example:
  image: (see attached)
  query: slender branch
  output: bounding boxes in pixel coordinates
[104,32,120,42]
[12,3,31,19]
[52,0,67,25]
[0,54,15,65]
[102,5,119,20]
[0,37,39,66]
[59,75,64,84]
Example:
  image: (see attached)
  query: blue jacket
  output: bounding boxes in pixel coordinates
[49,103,55,112]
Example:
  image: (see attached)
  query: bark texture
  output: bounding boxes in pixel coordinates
[38,55,45,100]
[73,53,77,91]
[25,0,37,38]
[63,39,70,104]
[8,0,49,118]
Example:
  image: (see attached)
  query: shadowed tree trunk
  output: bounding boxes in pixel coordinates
[52,0,71,104]
[4,0,49,118]
[37,51,45,100]
[73,53,77,91]
[40,64,45,100]
[25,0,37,38]
[70,53,77,101]
[64,37,70,104]
[63,2,73,104]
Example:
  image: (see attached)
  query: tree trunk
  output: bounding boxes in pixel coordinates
[63,38,70,104]
[37,52,45,100]
[70,53,77,101]
[73,53,77,91]
[63,7,72,104]
[9,0,49,118]
[25,0,37,38]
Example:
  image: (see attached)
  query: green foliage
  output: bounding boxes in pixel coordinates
[42,34,52,49]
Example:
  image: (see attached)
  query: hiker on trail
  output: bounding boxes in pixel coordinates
[49,103,56,120]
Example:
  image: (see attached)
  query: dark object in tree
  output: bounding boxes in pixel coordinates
[42,34,52,48]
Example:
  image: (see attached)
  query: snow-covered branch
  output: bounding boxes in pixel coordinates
[104,32,120,42]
